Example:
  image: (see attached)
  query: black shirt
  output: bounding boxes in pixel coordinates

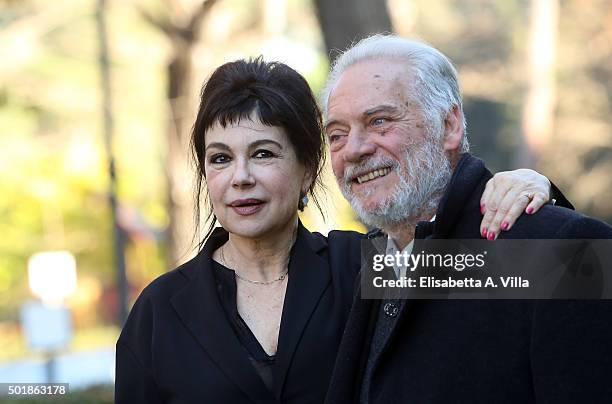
[212,260,276,393]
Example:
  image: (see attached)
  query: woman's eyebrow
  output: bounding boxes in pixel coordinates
[204,142,230,152]
[248,139,283,150]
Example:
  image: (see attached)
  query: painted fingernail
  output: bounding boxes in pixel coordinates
[480,203,486,214]
[501,221,509,230]
[487,231,496,241]
[527,207,534,214]
[481,228,488,237]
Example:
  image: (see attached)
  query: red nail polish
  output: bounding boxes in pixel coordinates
[481,228,488,237]
[487,231,495,241]
[527,207,534,214]
[501,221,509,230]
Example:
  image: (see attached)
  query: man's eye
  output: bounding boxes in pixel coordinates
[210,154,230,164]
[329,132,345,143]
[372,117,388,126]
[253,150,274,159]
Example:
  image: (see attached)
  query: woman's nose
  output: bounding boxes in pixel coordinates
[231,159,255,188]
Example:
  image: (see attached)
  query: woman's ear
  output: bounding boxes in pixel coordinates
[302,169,314,195]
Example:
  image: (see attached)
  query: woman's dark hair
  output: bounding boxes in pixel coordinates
[190,57,326,249]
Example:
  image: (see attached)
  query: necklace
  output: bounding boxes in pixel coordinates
[220,246,289,285]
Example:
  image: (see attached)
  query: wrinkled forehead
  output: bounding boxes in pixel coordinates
[326,58,416,118]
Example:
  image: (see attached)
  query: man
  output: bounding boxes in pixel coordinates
[323,34,612,403]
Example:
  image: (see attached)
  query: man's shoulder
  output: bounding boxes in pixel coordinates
[504,204,612,239]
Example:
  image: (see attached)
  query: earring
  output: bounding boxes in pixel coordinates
[298,192,309,211]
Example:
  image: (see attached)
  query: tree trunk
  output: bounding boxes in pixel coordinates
[139,0,218,268]
[313,0,393,61]
[518,0,559,167]
[95,0,129,326]
[166,40,195,267]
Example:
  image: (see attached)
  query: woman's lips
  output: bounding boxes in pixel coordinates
[229,199,265,216]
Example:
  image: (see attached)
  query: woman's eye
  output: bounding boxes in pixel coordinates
[210,154,230,164]
[253,150,274,159]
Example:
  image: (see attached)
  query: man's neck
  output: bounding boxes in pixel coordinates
[385,209,436,250]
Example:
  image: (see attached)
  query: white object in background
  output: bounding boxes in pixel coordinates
[28,251,77,305]
[20,301,72,350]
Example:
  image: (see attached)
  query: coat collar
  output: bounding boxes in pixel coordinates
[170,220,329,401]
[431,153,490,238]
[273,222,330,397]
[364,153,492,381]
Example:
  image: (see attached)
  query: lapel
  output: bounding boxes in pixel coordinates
[362,232,419,378]
[170,227,273,402]
[368,154,491,374]
[273,221,330,397]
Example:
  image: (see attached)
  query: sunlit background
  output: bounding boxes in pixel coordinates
[1,0,611,401]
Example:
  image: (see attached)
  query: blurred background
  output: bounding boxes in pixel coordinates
[1,0,611,402]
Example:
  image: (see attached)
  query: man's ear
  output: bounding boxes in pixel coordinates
[442,105,464,152]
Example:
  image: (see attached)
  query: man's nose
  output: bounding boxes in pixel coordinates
[343,127,376,163]
[231,158,255,188]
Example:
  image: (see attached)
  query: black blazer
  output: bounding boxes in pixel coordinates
[326,154,612,404]
[116,222,362,404]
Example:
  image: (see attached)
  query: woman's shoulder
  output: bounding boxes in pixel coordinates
[305,228,364,278]
[327,228,365,240]
[304,227,364,255]
[125,253,204,320]
[325,229,364,251]
[118,255,202,345]
[140,259,195,298]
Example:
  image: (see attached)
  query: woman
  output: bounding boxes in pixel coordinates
[115,58,560,403]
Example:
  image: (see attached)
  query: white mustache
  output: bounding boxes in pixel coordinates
[342,155,399,186]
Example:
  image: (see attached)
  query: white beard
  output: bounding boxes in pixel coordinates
[339,136,453,230]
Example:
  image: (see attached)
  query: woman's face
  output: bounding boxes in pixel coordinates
[204,117,310,240]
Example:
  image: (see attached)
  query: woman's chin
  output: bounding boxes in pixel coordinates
[220,212,298,240]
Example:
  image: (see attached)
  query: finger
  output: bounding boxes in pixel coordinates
[487,188,523,239]
[498,191,532,232]
[480,179,497,237]
[526,193,548,214]
[481,182,510,239]
[527,170,552,204]
[480,176,495,214]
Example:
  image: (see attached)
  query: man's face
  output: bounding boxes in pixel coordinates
[325,58,450,226]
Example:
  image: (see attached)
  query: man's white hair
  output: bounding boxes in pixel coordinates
[321,34,469,152]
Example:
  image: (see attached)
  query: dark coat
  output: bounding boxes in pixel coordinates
[115,222,362,404]
[326,154,612,404]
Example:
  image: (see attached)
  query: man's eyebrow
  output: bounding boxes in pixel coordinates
[323,105,400,133]
[363,104,401,117]
[323,119,342,133]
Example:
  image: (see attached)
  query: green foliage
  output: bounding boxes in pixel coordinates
[0,0,168,322]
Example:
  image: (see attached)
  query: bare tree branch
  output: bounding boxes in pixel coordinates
[137,5,175,37]
[187,0,218,40]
